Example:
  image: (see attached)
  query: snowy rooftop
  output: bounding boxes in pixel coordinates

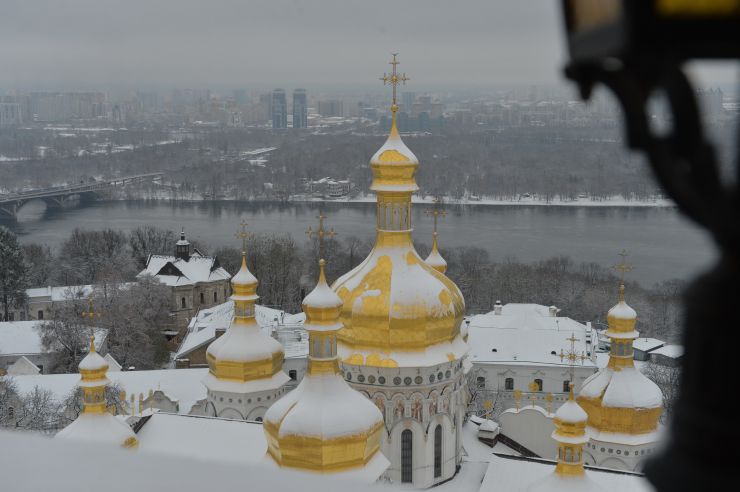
[467,305,596,368]
[139,253,231,287]
[12,368,208,414]
[176,301,307,360]
[26,284,94,302]
[480,453,652,492]
[0,429,382,492]
[650,344,683,359]
[0,321,106,357]
[633,338,665,353]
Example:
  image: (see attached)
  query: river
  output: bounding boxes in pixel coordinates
[2,199,717,287]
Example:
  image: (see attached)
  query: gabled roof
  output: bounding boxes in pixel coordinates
[0,321,106,357]
[138,254,231,287]
[7,356,40,375]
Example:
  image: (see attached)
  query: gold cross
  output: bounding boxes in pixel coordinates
[306,212,337,261]
[613,249,633,283]
[380,53,409,111]
[235,219,249,253]
[560,332,588,384]
[424,197,447,234]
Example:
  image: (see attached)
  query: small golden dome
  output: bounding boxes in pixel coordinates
[369,116,419,194]
[205,251,285,383]
[425,232,447,273]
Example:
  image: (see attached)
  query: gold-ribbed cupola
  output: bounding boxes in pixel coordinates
[264,260,387,477]
[332,55,465,364]
[205,247,284,382]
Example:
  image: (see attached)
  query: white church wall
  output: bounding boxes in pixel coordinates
[499,406,558,459]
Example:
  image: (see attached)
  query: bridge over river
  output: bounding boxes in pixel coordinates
[0,173,163,218]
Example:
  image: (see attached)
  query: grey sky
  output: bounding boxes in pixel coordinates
[0,0,567,90]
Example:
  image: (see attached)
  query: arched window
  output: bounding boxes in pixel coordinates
[434,425,442,478]
[476,376,486,389]
[37,310,44,320]
[289,370,297,381]
[563,380,571,392]
[214,291,217,303]
[181,297,186,309]
[200,292,204,304]
[401,429,413,483]
[534,379,543,391]
[505,378,514,390]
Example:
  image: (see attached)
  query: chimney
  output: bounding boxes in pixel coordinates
[175,227,191,261]
[549,305,559,317]
[494,300,503,315]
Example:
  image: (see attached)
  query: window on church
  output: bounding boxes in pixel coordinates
[476,376,486,389]
[213,292,217,303]
[534,379,543,391]
[563,380,571,392]
[200,292,204,304]
[37,310,44,320]
[505,378,514,390]
[434,425,442,478]
[181,297,186,309]
[289,370,297,380]
[401,429,413,483]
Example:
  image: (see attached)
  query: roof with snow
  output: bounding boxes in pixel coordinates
[6,356,40,375]
[176,301,307,360]
[467,304,597,368]
[480,453,652,492]
[12,368,208,415]
[138,253,231,287]
[632,338,665,353]
[650,344,683,359]
[26,284,94,302]
[0,321,106,357]
[580,366,663,410]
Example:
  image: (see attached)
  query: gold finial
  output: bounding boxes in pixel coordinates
[424,197,447,235]
[235,219,250,255]
[483,399,493,419]
[568,382,575,401]
[513,389,522,410]
[306,212,337,261]
[318,258,328,284]
[89,334,96,353]
[380,53,409,113]
[545,393,554,414]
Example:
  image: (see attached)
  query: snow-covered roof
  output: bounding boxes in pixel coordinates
[6,356,40,375]
[25,284,94,302]
[12,368,208,415]
[632,338,665,352]
[136,413,266,464]
[56,412,136,447]
[650,344,683,359]
[138,254,230,287]
[467,308,596,368]
[176,301,306,360]
[1,429,383,492]
[0,321,106,357]
[480,453,652,492]
[554,398,587,424]
[104,353,122,372]
[580,366,663,409]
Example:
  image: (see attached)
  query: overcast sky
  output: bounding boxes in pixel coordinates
[0,0,571,91]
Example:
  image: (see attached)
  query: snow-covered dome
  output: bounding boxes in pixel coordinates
[265,261,387,479]
[578,285,662,436]
[56,337,137,449]
[333,104,466,368]
[204,252,287,387]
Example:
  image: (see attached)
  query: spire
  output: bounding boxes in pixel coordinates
[306,212,337,264]
[175,227,191,260]
[424,198,448,273]
[606,251,638,369]
[552,384,588,477]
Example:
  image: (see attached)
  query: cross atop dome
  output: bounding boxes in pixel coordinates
[380,53,409,112]
[613,249,633,283]
[306,212,337,261]
[234,219,250,254]
[425,197,447,235]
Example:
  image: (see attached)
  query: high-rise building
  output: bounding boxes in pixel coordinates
[318,99,344,117]
[292,88,307,128]
[271,89,287,129]
[401,91,416,112]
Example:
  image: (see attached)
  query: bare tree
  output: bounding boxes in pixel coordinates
[642,361,681,422]
[0,226,28,320]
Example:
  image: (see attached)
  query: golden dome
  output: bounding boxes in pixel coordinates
[577,284,662,436]
[56,337,138,449]
[552,387,588,477]
[332,60,465,366]
[204,252,285,383]
[265,261,387,478]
